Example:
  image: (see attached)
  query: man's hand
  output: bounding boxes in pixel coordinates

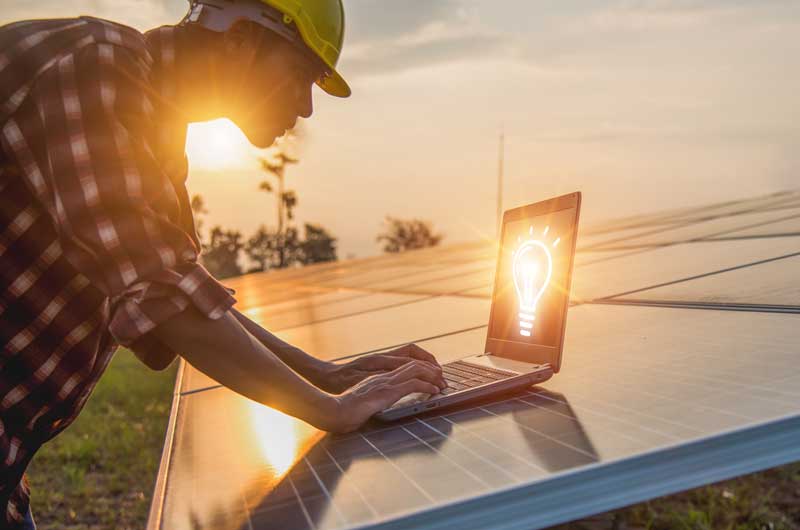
[329,359,447,433]
[316,343,444,394]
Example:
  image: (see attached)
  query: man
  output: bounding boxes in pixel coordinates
[0,1,447,527]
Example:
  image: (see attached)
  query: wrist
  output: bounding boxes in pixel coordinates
[312,392,343,432]
[304,356,336,389]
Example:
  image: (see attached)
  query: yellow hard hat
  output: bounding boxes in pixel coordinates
[184,0,351,97]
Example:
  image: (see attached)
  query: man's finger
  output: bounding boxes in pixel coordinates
[356,354,412,372]
[394,343,439,366]
[386,360,445,388]
[391,378,440,398]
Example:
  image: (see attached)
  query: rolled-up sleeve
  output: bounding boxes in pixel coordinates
[29,42,235,367]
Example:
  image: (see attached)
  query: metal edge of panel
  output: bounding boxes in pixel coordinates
[589,299,800,314]
[146,358,187,530]
[353,413,800,530]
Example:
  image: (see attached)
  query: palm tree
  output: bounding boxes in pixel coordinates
[257,129,300,268]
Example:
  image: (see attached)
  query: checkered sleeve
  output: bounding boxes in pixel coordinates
[30,42,235,367]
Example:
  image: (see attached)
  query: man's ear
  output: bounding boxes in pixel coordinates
[222,21,263,61]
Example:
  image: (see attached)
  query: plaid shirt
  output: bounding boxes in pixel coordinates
[0,17,236,525]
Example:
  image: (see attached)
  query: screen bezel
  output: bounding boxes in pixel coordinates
[484,192,582,373]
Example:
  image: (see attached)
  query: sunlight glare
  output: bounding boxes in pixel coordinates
[186,118,252,170]
[248,401,302,477]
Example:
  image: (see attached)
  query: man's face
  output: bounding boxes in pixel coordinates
[223,36,323,148]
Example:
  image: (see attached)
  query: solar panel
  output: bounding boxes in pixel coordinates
[572,236,800,301]
[157,303,800,530]
[704,215,800,240]
[151,191,800,530]
[579,191,800,236]
[244,292,427,332]
[606,252,800,308]
[579,209,800,251]
[274,296,491,361]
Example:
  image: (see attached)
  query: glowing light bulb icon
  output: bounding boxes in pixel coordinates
[511,226,560,337]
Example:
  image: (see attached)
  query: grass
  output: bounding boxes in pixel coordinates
[26,349,176,530]
[553,462,800,530]
[23,351,799,530]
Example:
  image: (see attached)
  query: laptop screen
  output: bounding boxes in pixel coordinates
[488,205,577,350]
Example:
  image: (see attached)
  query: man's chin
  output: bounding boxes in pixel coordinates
[247,131,280,149]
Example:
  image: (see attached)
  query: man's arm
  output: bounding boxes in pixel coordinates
[154,306,338,429]
[152,307,446,432]
[230,308,331,387]
[230,308,445,394]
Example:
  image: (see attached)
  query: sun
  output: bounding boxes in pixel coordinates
[185,118,253,170]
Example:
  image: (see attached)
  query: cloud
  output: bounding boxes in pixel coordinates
[345,33,507,76]
[573,0,798,32]
[341,0,509,78]
[345,0,463,44]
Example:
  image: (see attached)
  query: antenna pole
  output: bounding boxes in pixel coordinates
[496,129,505,237]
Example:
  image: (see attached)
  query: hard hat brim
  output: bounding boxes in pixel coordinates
[317,68,351,98]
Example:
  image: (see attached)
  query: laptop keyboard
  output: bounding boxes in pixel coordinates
[439,360,520,395]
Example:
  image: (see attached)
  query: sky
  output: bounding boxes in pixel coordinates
[3,1,799,258]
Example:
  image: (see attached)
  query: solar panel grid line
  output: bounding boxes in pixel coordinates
[547,373,751,437]
[431,416,549,475]
[578,220,699,251]
[587,210,800,251]
[348,414,800,530]
[476,405,599,461]
[413,418,528,483]
[515,391,686,446]
[512,393,684,447]
[358,433,438,503]
[303,456,349,527]
[319,446,381,520]
[579,192,790,235]
[288,474,318,529]
[399,426,494,490]
[615,325,800,391]
[615,350,800,401]
[580,191,800,237]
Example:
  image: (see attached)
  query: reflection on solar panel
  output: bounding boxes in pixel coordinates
[148,190,800,530]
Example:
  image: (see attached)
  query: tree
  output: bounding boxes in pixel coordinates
[376,217,443,253]
[244,225,302,272]
[301,223,337,264]
[257,128,301,268]
[190,194,208,245]
[202,226,244,279]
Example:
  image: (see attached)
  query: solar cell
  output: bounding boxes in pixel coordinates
[158,304,800,530]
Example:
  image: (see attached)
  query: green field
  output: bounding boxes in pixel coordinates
[27,350,176,530]
[25,351,799,529]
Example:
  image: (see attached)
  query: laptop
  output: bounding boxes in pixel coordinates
[375,192,582,421]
